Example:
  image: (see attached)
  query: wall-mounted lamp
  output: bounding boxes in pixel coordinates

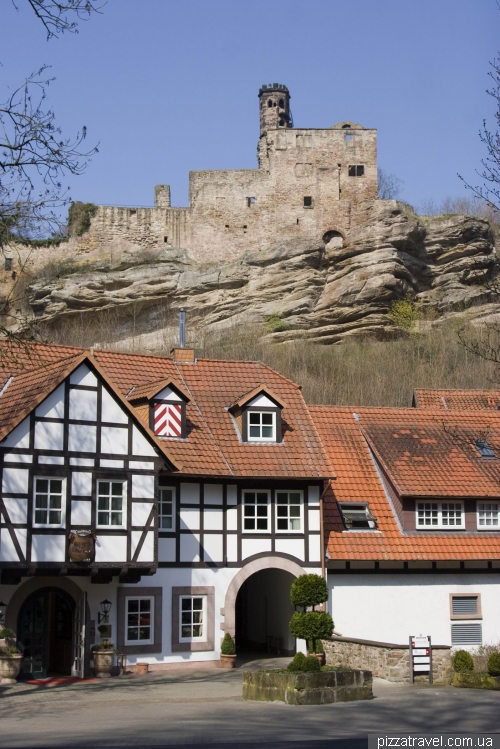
[0,601,7,626]
[98,599,112,624]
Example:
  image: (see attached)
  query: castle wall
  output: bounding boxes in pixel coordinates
[2,91,378,300]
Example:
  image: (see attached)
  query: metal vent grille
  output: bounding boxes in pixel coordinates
[452,597,478,615]
[451,623,482,645]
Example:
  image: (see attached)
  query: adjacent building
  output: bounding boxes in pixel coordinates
[0,342,499,679]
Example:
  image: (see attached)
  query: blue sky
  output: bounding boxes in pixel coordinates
[2,0,499,211]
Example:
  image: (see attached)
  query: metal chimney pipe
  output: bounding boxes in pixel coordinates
[178,308,186,349]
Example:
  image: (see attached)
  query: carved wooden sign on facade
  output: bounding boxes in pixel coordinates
[68,531,96,562]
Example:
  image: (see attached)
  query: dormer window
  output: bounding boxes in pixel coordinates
[473,440,495,459]
[127,378,189,440]
[151,387,186,439]
[248,410,276,441]
[339,503,377,530]
[228,385,285,444]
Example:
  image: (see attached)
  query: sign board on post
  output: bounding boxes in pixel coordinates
[409,635,433,684]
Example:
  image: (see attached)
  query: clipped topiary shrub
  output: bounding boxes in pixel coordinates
[286,652,320,673]
[290,611,333,655]
[290,574,328,610]
[487,651,500,677]
[221,632,236,656]
[453,649,474,673]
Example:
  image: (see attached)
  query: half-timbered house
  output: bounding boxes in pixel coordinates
[0,342,332,678]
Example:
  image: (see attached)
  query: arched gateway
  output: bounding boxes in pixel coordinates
[222,556,305,653]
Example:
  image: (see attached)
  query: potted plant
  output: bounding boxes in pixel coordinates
[0,628,16,649]
[220,633,237,668]
[289,574,333,665]
[92,641,116,678]
[0,645,23,684]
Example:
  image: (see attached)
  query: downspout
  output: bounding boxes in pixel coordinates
[319,479,334,606]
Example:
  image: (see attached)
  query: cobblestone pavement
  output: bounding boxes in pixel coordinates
[0,656,499,748]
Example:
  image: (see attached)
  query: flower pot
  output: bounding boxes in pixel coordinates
[0,654,23,684]
[220,654,236,669]
[92,649,115,678]
[136,662,149,675]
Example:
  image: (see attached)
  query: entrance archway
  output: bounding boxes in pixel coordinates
[236,568,295,655]
[322,230,344,249]
[18,587,75,679]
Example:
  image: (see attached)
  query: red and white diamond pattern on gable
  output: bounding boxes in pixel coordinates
[154,403,182,437]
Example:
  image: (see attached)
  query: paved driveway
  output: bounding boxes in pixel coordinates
[0,657,499,749]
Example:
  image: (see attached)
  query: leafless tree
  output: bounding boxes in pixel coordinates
[0,0,103,349]
[377,168,404,200]
[459,54,500,213]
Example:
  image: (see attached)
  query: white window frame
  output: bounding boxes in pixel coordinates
[416,501,464,530]
[477,503,499,530]
[179,595,207,643]
[242,490,271,533]
[247,410,276,442]
[275,490,303,533]
[124,596,154,646]
[33,476,66,529]
[96,479,127,529]
[158,484,175,530]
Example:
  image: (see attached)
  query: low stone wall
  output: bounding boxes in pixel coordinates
[323,637,451,684]
[452,672,500,690]
[243,668,373,705]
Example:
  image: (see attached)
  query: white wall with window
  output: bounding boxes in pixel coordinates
[329,574,500,648]
[416,502,464,529]
[97,480,126,528]
[243,490,270,531]
[276,491,303,532]
[33,477,66,528]
[477,503,499,529]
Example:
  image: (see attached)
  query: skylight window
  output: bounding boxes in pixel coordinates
[339,503,377,530]
[473,440,495,459]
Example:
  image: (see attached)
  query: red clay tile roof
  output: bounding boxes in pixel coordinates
[414,388,500,411]
[310,405,500,561]
[0,342,333,480]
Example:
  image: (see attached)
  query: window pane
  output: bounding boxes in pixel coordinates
[139,628,150,640]
[192,625,202,637]
[51,480,62,493]
[257,518,268,530]
[48,510,61,524]
[98,497,108,510]
[192,598,203,610]
[36,495,48,509]
[97,512,108,525]
[112,483,123,496]
[111,496,122,511]
[262,413,273,425]
[181,626,191,638]
[127,627,138,640]
[249,426,260,437]
[277,519,287,530]
[36,479,48,493]
[256,493,268,502]
[111,512,122,526]
[35,510,46,524]
[249,413,260,425]
[290,518,301,530]
[244,518,255,530]
[181,599,191,611]
[49,495,61,509]
[262,426,273,438]
[140,600,151,612]
[99,482,110,495]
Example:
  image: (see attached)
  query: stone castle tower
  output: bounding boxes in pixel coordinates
[258,83,292,135]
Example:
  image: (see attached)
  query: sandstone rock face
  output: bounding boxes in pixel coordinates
[25,200,498,347]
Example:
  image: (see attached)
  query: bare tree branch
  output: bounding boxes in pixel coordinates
[12,0,105,39]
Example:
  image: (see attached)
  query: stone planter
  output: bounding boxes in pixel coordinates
[0,654,23,684]
[243,668,373,705]
[220,654,236,669]
[453,672,500,690]
[92,649,115,678]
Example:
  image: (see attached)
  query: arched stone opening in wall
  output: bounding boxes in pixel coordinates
[221,555,305,651]
[4,576,90,679]
[322,230,344,251]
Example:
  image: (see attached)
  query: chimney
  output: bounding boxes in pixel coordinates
[171,307,195,363]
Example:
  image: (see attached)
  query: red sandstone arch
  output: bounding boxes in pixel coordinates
[221,555,306,637]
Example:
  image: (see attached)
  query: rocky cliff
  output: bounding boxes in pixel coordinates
[26,200,498,348]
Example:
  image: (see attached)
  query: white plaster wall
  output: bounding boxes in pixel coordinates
[329,573,500,647]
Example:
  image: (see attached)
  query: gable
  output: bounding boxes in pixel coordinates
[247,394,277,408]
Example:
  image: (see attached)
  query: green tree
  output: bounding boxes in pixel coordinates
[289,574,333,654]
